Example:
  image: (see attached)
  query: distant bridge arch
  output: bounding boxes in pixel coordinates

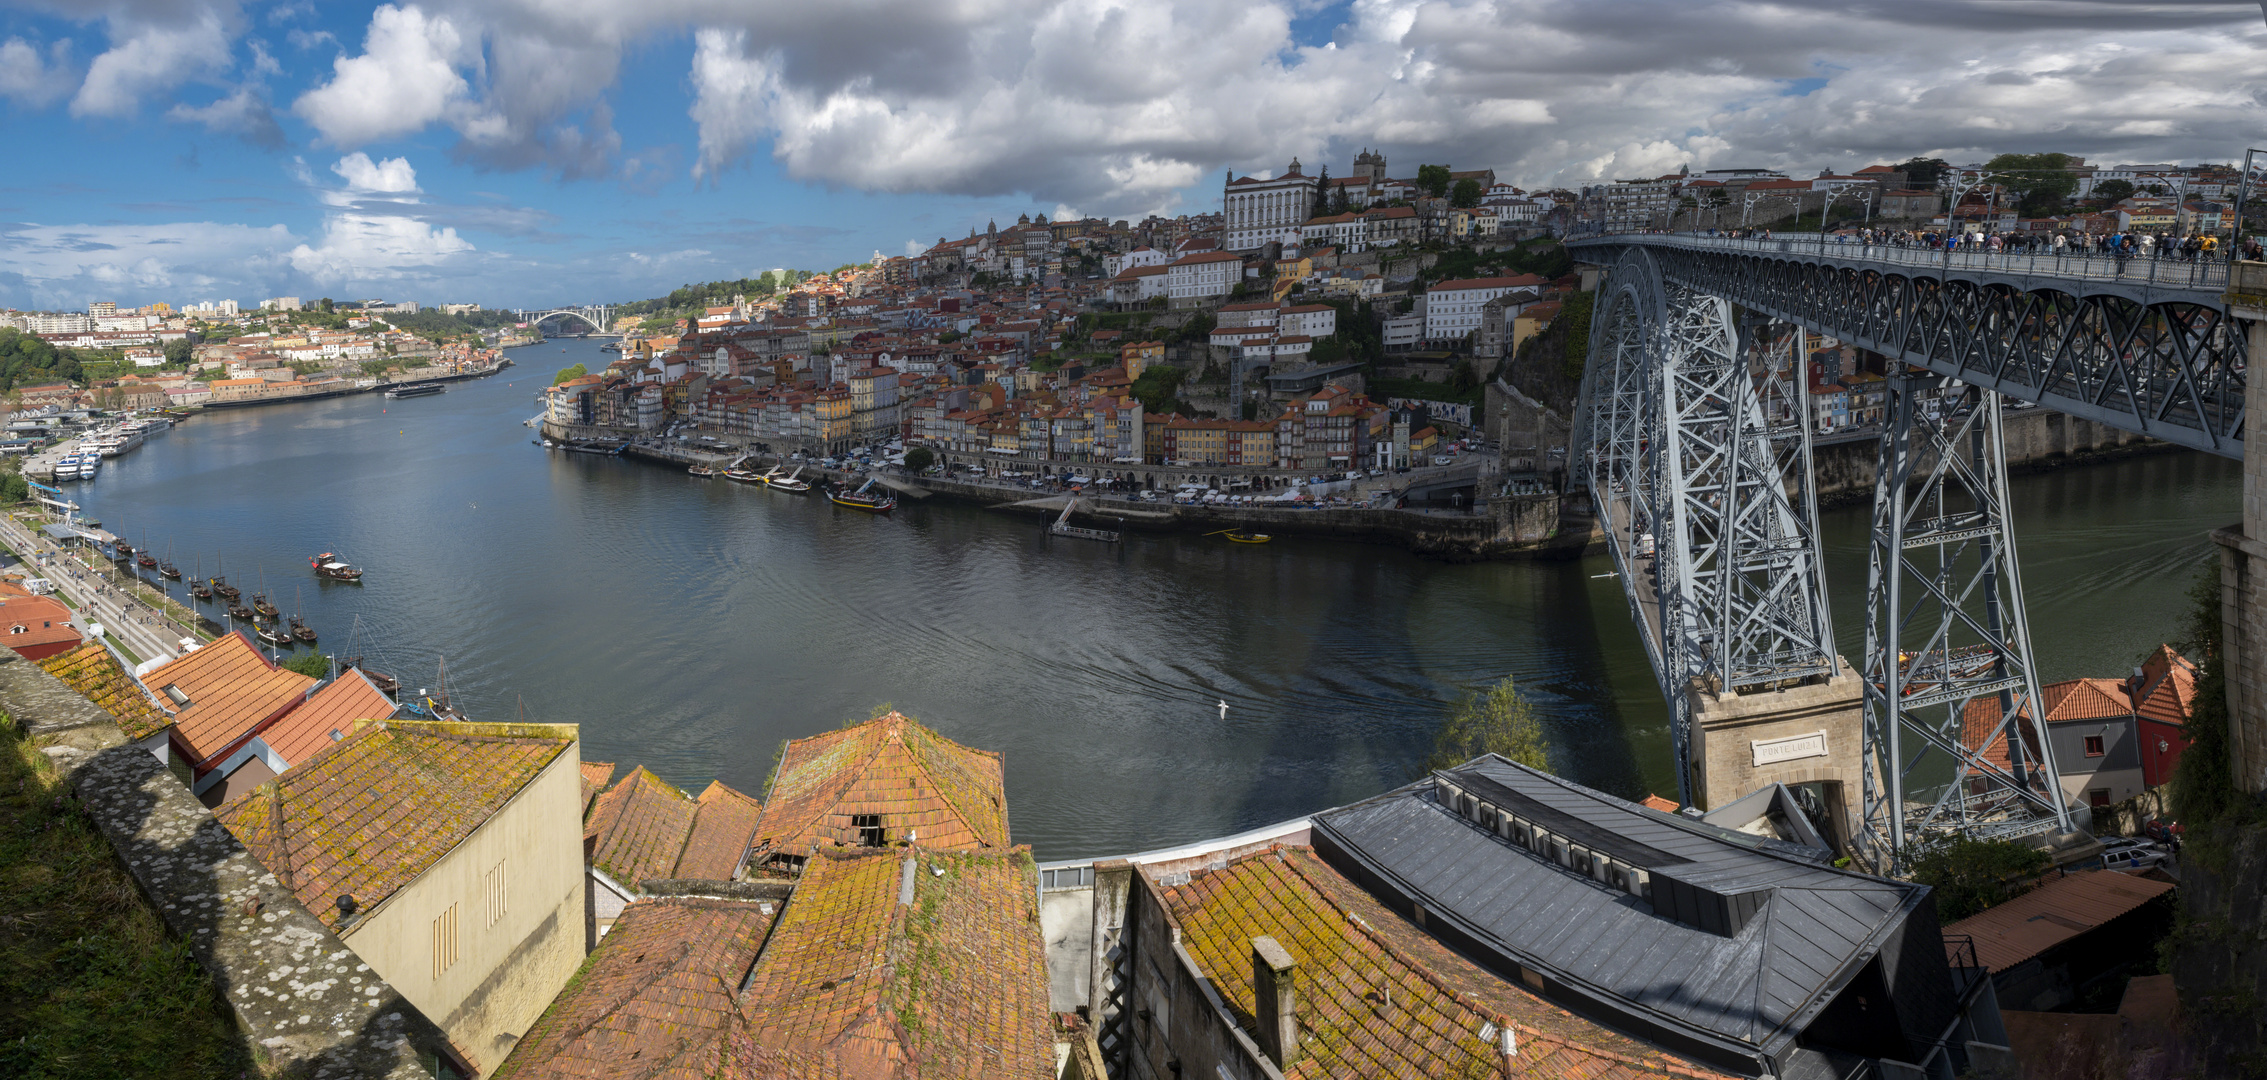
[518,305,612,334]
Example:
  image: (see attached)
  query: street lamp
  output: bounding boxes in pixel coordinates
[1818,185,1874,249]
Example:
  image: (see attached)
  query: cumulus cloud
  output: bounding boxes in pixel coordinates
[168,85,286,148]
[293,3,471,145]
[71,5,236,117]
[286,211,472,281]
[0,37,75,108]
[0,219,297,309]
[332,151,420,193]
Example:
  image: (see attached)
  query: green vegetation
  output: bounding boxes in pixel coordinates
[0,327,93,390]
[1893,156,1951,189]
[0,713,251,1078]
[2091,179,2135,205]
[1451,178,1483,208]
[0,474,28,504]
[1558,289,1594,381]
[614,272,808,319]
[382,308,517,342]
[552,364,588,385]
[1129,365,1188,414]
[280,651,330,679]
[902,447,934,473]
[1417,164,1452,198]
[1982,152,2079,217]
[1169,312,1216,345]
[1422,676,1548,775]
[1902,836,2051,923]
[2171,565,2243,829]
[1414,239,1570,289]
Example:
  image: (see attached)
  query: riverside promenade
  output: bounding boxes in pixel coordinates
[0,512,207,666]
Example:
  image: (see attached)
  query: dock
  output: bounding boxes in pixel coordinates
[1048,499,1121,543]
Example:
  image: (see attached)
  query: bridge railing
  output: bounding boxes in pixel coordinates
[1568,229,2232,292]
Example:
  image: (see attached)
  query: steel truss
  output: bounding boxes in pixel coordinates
[1578,249,1837,804]
[1858,376,2074,864]
[1580,240,2246,459]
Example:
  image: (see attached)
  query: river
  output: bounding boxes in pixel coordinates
[62,337,2241,859]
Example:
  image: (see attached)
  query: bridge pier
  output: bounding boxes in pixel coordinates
[1687,661,1866,852]
[2214,265,2267,794]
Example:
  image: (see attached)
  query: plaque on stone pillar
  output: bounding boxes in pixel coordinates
[1752,731,1829,767]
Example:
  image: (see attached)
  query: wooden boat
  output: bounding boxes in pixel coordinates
[724,467,768,483]
[113,540,133,559]
[256,623,294,648]
[252,593,279,619]
[212,575,240,602]
[407,658,468,721]
[290,588,316,643]
[827,479,897,513]
[310,553,363,582]
[189,556,211,601]
[341,617,399,695]
[226,600,254,621]
[1226,531,1272,544]
[688,464,719,477]
[766,465,812,493]
[159,540,180,580]
[137,552,156,569]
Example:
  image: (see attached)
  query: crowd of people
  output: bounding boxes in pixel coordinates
[1694,224,2261,262]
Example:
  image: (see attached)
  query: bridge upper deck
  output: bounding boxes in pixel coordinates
[1568,231,2231,305]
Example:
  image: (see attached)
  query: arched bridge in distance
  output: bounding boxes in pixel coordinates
[1562,230,2246,869]
[517,305,614,335]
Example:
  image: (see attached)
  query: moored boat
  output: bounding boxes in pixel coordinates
[688,464,719,477]
[213,576,240,601]
[227,600,255,620]
[826,479,897,513]
[1226,531,1272,544]
[252,593,279,619]
[383,382,446,399]
[256,623,294,648]
[724,467,768,483]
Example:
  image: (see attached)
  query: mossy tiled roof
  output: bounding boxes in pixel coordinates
[729,847,1053,1077]
[579,760,616,812]
[756,711,1008,859]
[673,781,763,881]
[1159,846,1733,1080]
[39,641,170,741]
[583,766,697,889]
[492,896,777,1080]
[217,720,573,929]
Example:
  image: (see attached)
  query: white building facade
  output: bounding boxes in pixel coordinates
[1222,160,1321,252]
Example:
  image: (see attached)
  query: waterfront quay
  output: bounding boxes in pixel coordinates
[0,511,204,665]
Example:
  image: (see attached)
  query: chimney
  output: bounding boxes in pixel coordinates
[1252,935,1299,1070]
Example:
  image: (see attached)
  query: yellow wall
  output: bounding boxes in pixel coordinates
[343,738,585,1072]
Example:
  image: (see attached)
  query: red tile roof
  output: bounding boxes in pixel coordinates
[584,767,699,890]
[0,594,80,656]
[580,760,616,811]
[754,711,1009,861]
[145,631,316,765]
[256,669,399,767]
[673,781,764,881]
[493,896,777,1080]
[728,848,1053,1077]
[39,641,170,741]
[2135,645,2198,728]
[1158,846,1729,1079]
[1944,870,2176,972]
[218,719,574,929]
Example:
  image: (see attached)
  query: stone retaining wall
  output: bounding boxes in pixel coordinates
[0,653,457,1079]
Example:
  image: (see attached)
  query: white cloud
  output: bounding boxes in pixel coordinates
[287,211,473,282]
[292,3,471,146]
[0,37,74,108]
[71,6,234,117]
[167,85,285,148]
[331,152,421,193]
[0,219,297,309]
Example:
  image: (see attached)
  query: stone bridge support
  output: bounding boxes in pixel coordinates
[1687,660,1867,852]
[2214,264,2267,794]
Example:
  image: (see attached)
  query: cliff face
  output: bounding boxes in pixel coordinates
[2165,808,2267,1076]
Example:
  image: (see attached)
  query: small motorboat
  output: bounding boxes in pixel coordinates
[310,553,363,582]
[1226,531,1272,544]
[688,465,719,477]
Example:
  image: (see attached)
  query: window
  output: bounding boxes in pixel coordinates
[431,903,458,979]
[852,814,885,847]
[2084,735,2106,757]
[484,860,507,929]
[2088,789,2112,808]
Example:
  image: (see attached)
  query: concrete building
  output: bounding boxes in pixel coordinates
[216,719,588,1075]
[1424,274,1547,343]
[1222,158,1321,251]
[1164,250,1241,305]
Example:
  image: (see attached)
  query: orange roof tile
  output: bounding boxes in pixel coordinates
[585,767,698,890]
[1158,846,1731,1079]
[754,711,1008,861]
[729,848,1053,1077]
[1641,793,1681,813]
[256,669,399,766]
[38,641,170,741]
[580,760,616,811]
[218,719,573,929]
[673,781,763,881]
[1944,870,2175,972]
[493,896,777,1080]
[2041,678,2133,723]
[145,631,316,764]
[2135,645,2198,728]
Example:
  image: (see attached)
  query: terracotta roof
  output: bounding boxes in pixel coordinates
[2042,678,2134,723]
[1944,870,2176,972]
[729,848,1053,1077]
[1158,846,1728,1078]
[38,641,170,741]
[493,896,777,1080]
[0,594,79,652]
[1641,794,1681,813]
[585,767,699,890]
[257,669,399,766]
[2136,645,2198,728]
[580,760,616,811]
[673,781,764,881]
[217,719,574,929]
[144,631,316,764]
[754,711,1008,860]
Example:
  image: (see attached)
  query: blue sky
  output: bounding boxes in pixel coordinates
[0,1,2258,311]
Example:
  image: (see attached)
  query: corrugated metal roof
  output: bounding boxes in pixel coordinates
[1943,870,2174,972]
[1312,755,1929,1061]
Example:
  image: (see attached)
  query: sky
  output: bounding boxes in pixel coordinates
[0,0,2261,311]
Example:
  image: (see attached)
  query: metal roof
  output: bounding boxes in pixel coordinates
[1311,755,1930,1067]
[1943,869,2174,973]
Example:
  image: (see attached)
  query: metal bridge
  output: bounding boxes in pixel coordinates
[517,305,613,334]
[1567,231,2247,866]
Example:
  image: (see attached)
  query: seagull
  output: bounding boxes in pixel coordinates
[1218,699,1229,720]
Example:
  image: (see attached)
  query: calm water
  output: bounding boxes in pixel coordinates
[68,339,2241,859]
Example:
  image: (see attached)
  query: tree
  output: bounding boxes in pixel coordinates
[1983,152,2077,217]
[2091,178,2136,205]
[163,338,193,367]
[0,473,26,504]
[1450,178,1483,208]
[902,446,935,473]
[1901,836,2050,922]
[318,298,334,314]
[552,363,588,384]
[1421,676,1549,775]
[1894,157,1951,189]
[280,651,331,679]
[1417,164,1453,198]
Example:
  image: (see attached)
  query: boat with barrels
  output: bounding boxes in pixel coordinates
[826,478,897,513]
[310,553,363,582]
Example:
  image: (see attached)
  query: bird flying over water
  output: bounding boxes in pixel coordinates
[1218,699,1228,720]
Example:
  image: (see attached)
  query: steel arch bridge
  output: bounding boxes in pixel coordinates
[518,305,612,334]
[1567,232,2247,866]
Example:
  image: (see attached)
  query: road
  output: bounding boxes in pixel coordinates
[0,512,203,668]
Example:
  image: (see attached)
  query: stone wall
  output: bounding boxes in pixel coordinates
[1811,406,2171,506]
[0,653,458,1079]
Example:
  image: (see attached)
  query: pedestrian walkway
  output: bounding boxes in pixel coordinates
[0,514,201,668]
